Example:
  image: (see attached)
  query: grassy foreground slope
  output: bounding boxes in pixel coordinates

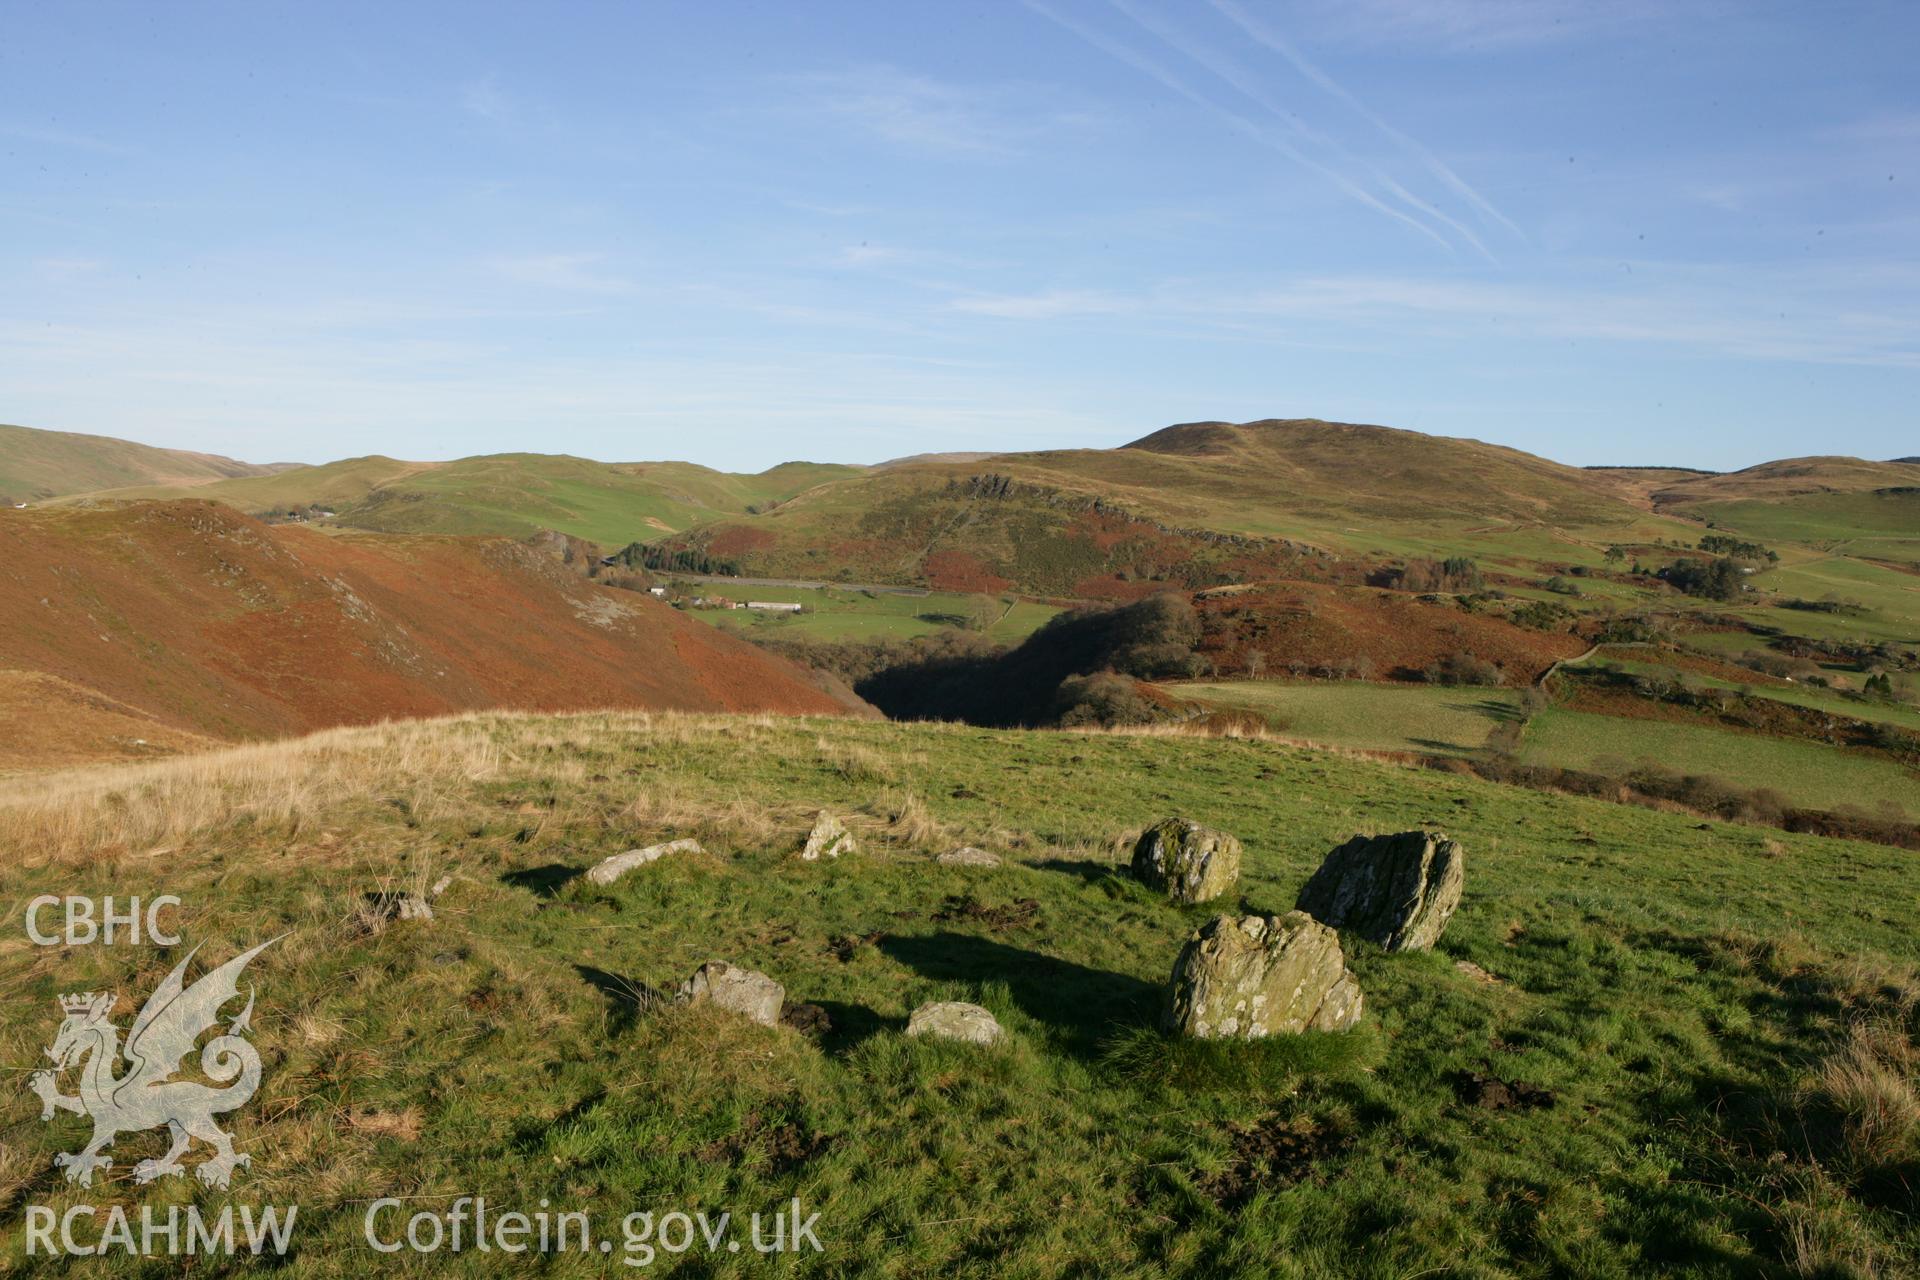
[1,713,1913,1277]
[0,423,286,504]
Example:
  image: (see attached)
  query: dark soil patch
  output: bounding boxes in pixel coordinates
[826,930,887,962]
[779,1001,833,1037]
[1200,1115,1353,1209]
[696,1111,832,1175]
[1453,1069,1556,1111]
[929,894,1040,930]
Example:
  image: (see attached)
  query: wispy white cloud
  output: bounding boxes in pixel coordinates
[32,257,109,281]
[460,75,515,123]
[794,66,1092,155]
[951,288,1129,319]
[1295,0,1713,52]
[944,263,1920,369]
[488,253,633,294]
[0,121,132,156]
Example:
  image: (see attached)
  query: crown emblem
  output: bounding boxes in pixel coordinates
[58,992,101,1014]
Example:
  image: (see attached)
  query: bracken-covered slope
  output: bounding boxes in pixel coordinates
[0,422,289,504]
[0,500,862,759]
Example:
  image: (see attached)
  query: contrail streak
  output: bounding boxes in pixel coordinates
[1107,0,1494,261]
[1210,0,1526,242]
[1023,0,1458,254]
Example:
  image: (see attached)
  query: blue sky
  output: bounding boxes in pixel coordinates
[3,1,1915,471]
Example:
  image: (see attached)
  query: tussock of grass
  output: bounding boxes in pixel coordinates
[1806,1021,1920,1168]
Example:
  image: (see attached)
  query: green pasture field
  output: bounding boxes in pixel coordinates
[1164,680,1524,757]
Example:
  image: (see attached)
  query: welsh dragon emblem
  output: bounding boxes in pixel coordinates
[28,937,281,1188]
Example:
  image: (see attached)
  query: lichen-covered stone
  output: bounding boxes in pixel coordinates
[906,1001,1005,1045]
[936,846,1001,867]
[1130,818,1241,904]
[1295,830,1463,952]
[677,961,784,1026]
[1163,912,1364,1039]
[586,838,704,885]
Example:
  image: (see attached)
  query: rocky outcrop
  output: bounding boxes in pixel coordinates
[1294,831,1463,952]
[801,812,856,861]
[1130,818,1241,904]
[906,1001,1005,1045]
[586,838,705,886]
[1163,912,1364,1039]
[678,962,784,1026]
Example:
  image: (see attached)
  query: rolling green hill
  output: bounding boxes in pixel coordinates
[651,419,1702,593]
[0,422,289,504]
[74,450,868,547]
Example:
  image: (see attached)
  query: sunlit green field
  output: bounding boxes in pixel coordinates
[1575,652,1920,732]
[1165,680,1523,756]
[1518,707,1920,815]
[683,581,1062,644]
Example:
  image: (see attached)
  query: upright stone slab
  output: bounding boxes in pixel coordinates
[800,812,856,861]
[1294,830,1463,952]
[1163,912,1363,1038]
[1130,818,1242,904]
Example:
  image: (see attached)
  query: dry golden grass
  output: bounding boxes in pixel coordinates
[1806,1021,1920,1167]
[0,709,832,865]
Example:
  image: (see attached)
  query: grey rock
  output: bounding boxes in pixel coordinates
[906,1001,1005,1045]
[936,846,1001,867]
[1295,830,1464,952]
[1163,912,1364,1039]
[1130,818,1241,904]
[800,812,856,861]
[586,838,705,886]
[429,874,455,898]
[677,961,784,1027]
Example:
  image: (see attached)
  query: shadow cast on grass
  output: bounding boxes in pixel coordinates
[503,863,583,898]
[573,964,661,1033]
[881,932,1157,1057]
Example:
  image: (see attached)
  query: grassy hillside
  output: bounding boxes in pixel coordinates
[652,420,1702,593]
[75,454,867,547]
[0,712,1913,1275]
[1686,492,1920,569]
[1649,457,1920,507]
[0,423,286,504]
